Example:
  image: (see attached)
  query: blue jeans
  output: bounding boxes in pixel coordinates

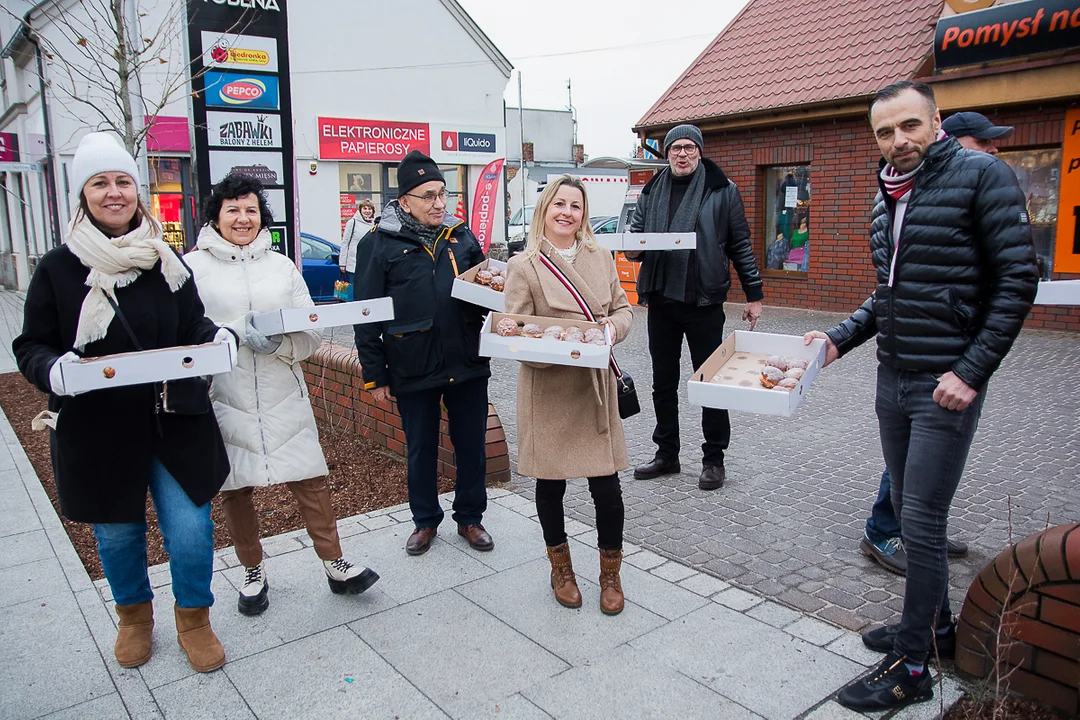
[876,364,985,664]
[864,468,901,544]
[93,457,215,608]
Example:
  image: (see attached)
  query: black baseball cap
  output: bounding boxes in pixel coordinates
[941,112,1013,140]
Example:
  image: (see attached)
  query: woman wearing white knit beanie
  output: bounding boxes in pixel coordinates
[12,131,237,674]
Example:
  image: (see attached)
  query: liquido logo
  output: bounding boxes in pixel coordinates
[440,131,496,154]
[441,131,458,151]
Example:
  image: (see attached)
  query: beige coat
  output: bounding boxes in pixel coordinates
[505,242,634,480]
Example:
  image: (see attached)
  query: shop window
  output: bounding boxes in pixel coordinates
[763,165,810,273]
[338,162,384,238]
[997,148,1060,280]
[148,157,187,253]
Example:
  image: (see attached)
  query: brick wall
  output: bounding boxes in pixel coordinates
[301,344,511,485]
[954,522,1080,715]
[705,103,1080,332]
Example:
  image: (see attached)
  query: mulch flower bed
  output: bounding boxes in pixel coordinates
[0,372,452,581]
[946,693,1067,720]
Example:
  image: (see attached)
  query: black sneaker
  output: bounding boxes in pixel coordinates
[860,533,907,575]
[862,619,957,659]
[837,651,934,711]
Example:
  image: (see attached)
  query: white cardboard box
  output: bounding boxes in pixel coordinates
[451,259,507,312]
[251,297,394,335]
[596,232,696,251]
[478,312,612,369]
[687,331,826,417]
[1034,280,1080,306]
[61,342,236,394]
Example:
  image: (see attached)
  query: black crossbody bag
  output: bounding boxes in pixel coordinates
[105,295,211,416]
[536,252,641,419]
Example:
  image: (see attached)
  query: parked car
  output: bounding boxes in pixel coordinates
[590,215,618,235]
[300,232,340,303]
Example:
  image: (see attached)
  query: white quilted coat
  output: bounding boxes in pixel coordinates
[186,226,328,491]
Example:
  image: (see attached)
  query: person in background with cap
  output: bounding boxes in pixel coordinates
[856,110,1014,578]
[624,124,765,491]
[353,151,494,557]
[942,111,1014,155]
[12,132,238,673]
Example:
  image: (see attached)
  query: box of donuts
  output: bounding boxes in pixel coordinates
[596,232,696,252]
[251,297,395,335]
[60,342,236,394]
[452,259,508,312]
[687,331,827,417]
[479,312,612,369]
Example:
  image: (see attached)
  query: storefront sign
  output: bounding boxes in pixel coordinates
[0,132,18,162]
[201,31,278,73]
[208,150,285,185]
[935,0,1080,70]
[144,115,190,152]
[318,118,429,161]
[1055,107,1080,273]
[470,158,504,253]
[188,0,296,259]
[204,72,280,109]
[430,123,503,164]
[206,111,282,149]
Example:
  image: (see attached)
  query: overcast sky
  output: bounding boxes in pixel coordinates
[457,0,750,159]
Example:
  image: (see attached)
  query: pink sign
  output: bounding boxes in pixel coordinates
[145,116,190,153]
[470,158,504,253]
[0,132,17,162]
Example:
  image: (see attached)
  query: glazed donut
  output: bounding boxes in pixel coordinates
[475,269,493,286]
[542,325,565,340]
[522,323,543,338]
[489,275,505,292]
[760,366,786,388]
[495,317,519,337]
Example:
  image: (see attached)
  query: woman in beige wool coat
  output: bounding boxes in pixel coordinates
[504,174,634,615]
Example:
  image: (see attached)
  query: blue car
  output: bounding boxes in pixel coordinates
[300,232,341,303]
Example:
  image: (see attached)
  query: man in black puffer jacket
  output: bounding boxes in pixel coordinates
[807,82,1038,713]
[627,124,764,491]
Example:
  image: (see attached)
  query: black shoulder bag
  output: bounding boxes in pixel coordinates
[536,252,640,419]
[105,295,211,416]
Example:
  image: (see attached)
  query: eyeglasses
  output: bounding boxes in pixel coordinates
[668,144,698,156]
[404,189,449,204]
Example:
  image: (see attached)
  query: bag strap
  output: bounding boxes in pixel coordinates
[536,251,624,378]
[104,294,144,352]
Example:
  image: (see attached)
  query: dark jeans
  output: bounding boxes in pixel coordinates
[535,474,623,550]
[864,468,901,544]
[877,364,985,664]
[395,377,488,529]
[647,296,730,465]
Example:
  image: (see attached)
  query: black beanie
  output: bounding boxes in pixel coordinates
[397,151,445,197]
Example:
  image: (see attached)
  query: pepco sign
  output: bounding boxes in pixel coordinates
[205,71,280,110]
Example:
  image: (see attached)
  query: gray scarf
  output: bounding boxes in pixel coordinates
[643,163,706,302]
[395,204,440,253]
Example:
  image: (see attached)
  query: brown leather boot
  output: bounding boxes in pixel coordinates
[546,543,582,608]
[174,605,225,672]
[114,601,154,668]
[599,549,624,616]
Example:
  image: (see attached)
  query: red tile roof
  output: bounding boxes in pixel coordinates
[636,0,943,129]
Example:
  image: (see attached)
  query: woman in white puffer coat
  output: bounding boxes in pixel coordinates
[185,173,379,616]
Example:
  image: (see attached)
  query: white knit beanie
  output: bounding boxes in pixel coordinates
[69,132,139,209]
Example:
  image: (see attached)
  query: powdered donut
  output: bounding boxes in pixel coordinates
[495,317,519,337]
[488,266,504,277]
[475,269,493,285]
[784,368,805,380]
[760,366,786,388]
[789,358,809,370]
[543,325,565,340]
[584,327,606,345]
[522,323,543,338]
[563,327,585,343]
[776,377,799,391]
[766,355,790,372]
[489,275,505,291]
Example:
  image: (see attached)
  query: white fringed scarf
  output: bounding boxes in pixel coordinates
[66,215,190,351]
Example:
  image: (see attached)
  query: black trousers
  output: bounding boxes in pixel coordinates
[395,377,488,529]
[535,474,623,550]
[647,296,730,465]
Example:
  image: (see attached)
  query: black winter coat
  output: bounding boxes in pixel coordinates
[630,158,764,306]
[826,139,1038,390]
[12,246,231,523]
[353,205,491,395]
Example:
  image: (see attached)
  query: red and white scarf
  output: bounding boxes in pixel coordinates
[880,129,948,200]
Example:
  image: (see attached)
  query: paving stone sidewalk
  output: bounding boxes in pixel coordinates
[325,302,1080,633]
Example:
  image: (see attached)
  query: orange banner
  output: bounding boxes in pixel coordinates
[1055,107,1080,273]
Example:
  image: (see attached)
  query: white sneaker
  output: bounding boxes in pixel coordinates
[323,558,380,595]
[237,562,269,616]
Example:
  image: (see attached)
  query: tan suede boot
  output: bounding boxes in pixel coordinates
[546,543,582,608]
[174,605,225,672]
[114,601,154,668]
[599,549,624,616]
